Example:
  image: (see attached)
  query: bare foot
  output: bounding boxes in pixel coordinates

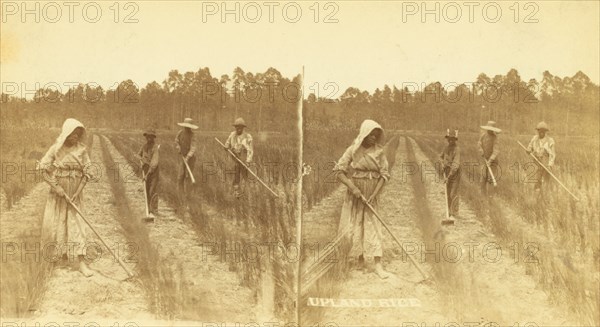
[79,261,94,277]
[374,262,390,279]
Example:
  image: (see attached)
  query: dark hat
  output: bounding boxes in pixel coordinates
[143,129,157,137]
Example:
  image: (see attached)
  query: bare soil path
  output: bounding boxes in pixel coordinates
[406,136,574,326]
[33,135,151,320]
[101,135,261,323]
[301,136,576,326]
[302,136,448,326]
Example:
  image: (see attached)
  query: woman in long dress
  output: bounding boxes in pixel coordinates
[334,119,391,279]
[39,118,94,277]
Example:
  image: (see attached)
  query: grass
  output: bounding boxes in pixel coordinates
[302,128,362,209]
[413,131,599,325]
[0,235,52,317]
[0,128,59,208]
[98,136,182,318]
[105,129,299,321]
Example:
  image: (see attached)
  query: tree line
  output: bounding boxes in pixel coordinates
[304,69,599,136]
[1,67,301,133]
[2,68,598,136]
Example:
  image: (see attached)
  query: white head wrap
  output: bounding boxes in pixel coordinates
[349,119,384,155]
[54,118,85,148]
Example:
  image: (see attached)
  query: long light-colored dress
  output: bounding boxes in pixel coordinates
[334,120,390,258]
[39,119,93,258]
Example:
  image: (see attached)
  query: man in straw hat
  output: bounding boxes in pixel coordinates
[175,118,198,203]
[440,129,461,222]
[139,128,159,219]
[224,117,254,198]
[526,121,555,192]
[478,120,501,196]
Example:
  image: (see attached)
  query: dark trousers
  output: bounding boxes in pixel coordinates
[445,167,460,216]
[533,161,550,191]
[481,160,498,196]
[177,156,196,200]
[231,153,247,187]
[143,165,159,214]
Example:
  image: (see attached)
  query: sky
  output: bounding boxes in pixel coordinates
[1,1,599,99]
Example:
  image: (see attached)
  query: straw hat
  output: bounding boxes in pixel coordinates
[480,121,501,133]
[177,118,198,129]
[233,117,246,127]
[445,128,458,140]
[536,121,549,131]
[143,129,157,137]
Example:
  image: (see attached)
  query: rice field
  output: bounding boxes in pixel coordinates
[105,129,300,321]
[302,128,357,209]
[0,128,62,208]
[1,124,597,324]
[414,131,600,325]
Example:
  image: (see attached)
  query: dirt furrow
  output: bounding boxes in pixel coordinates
[100,135,260,323]
[33,135,151,320]
[305,136,448,326]
[406,136,574,326]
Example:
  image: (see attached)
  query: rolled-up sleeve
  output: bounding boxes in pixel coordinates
[527,136,536,153]
[548,138,556,166]
[245,134,254,162]
[333,146,353,174]
[39,144,56,171]
[82,147,95,181]
[224,132,234,149]
[379,152,390,181]
[188,144,196,157]
[450,147,460,176]
[490,139,500,161]
[149,145,159,170]
[39,144,58,184]
[174,131,182,152]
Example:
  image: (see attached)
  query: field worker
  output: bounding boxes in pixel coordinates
[526,122,555,192]
[224,118,254,198]
[139,129,159,219]
[38,118,95,277]
[440,129,461,223]
[175,118,198,204]
[478,121,501,197]
[334,119,391,279]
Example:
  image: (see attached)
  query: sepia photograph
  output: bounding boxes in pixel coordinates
[1,1,301,325]
[1,1,599,327]
[299,1,599,327]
